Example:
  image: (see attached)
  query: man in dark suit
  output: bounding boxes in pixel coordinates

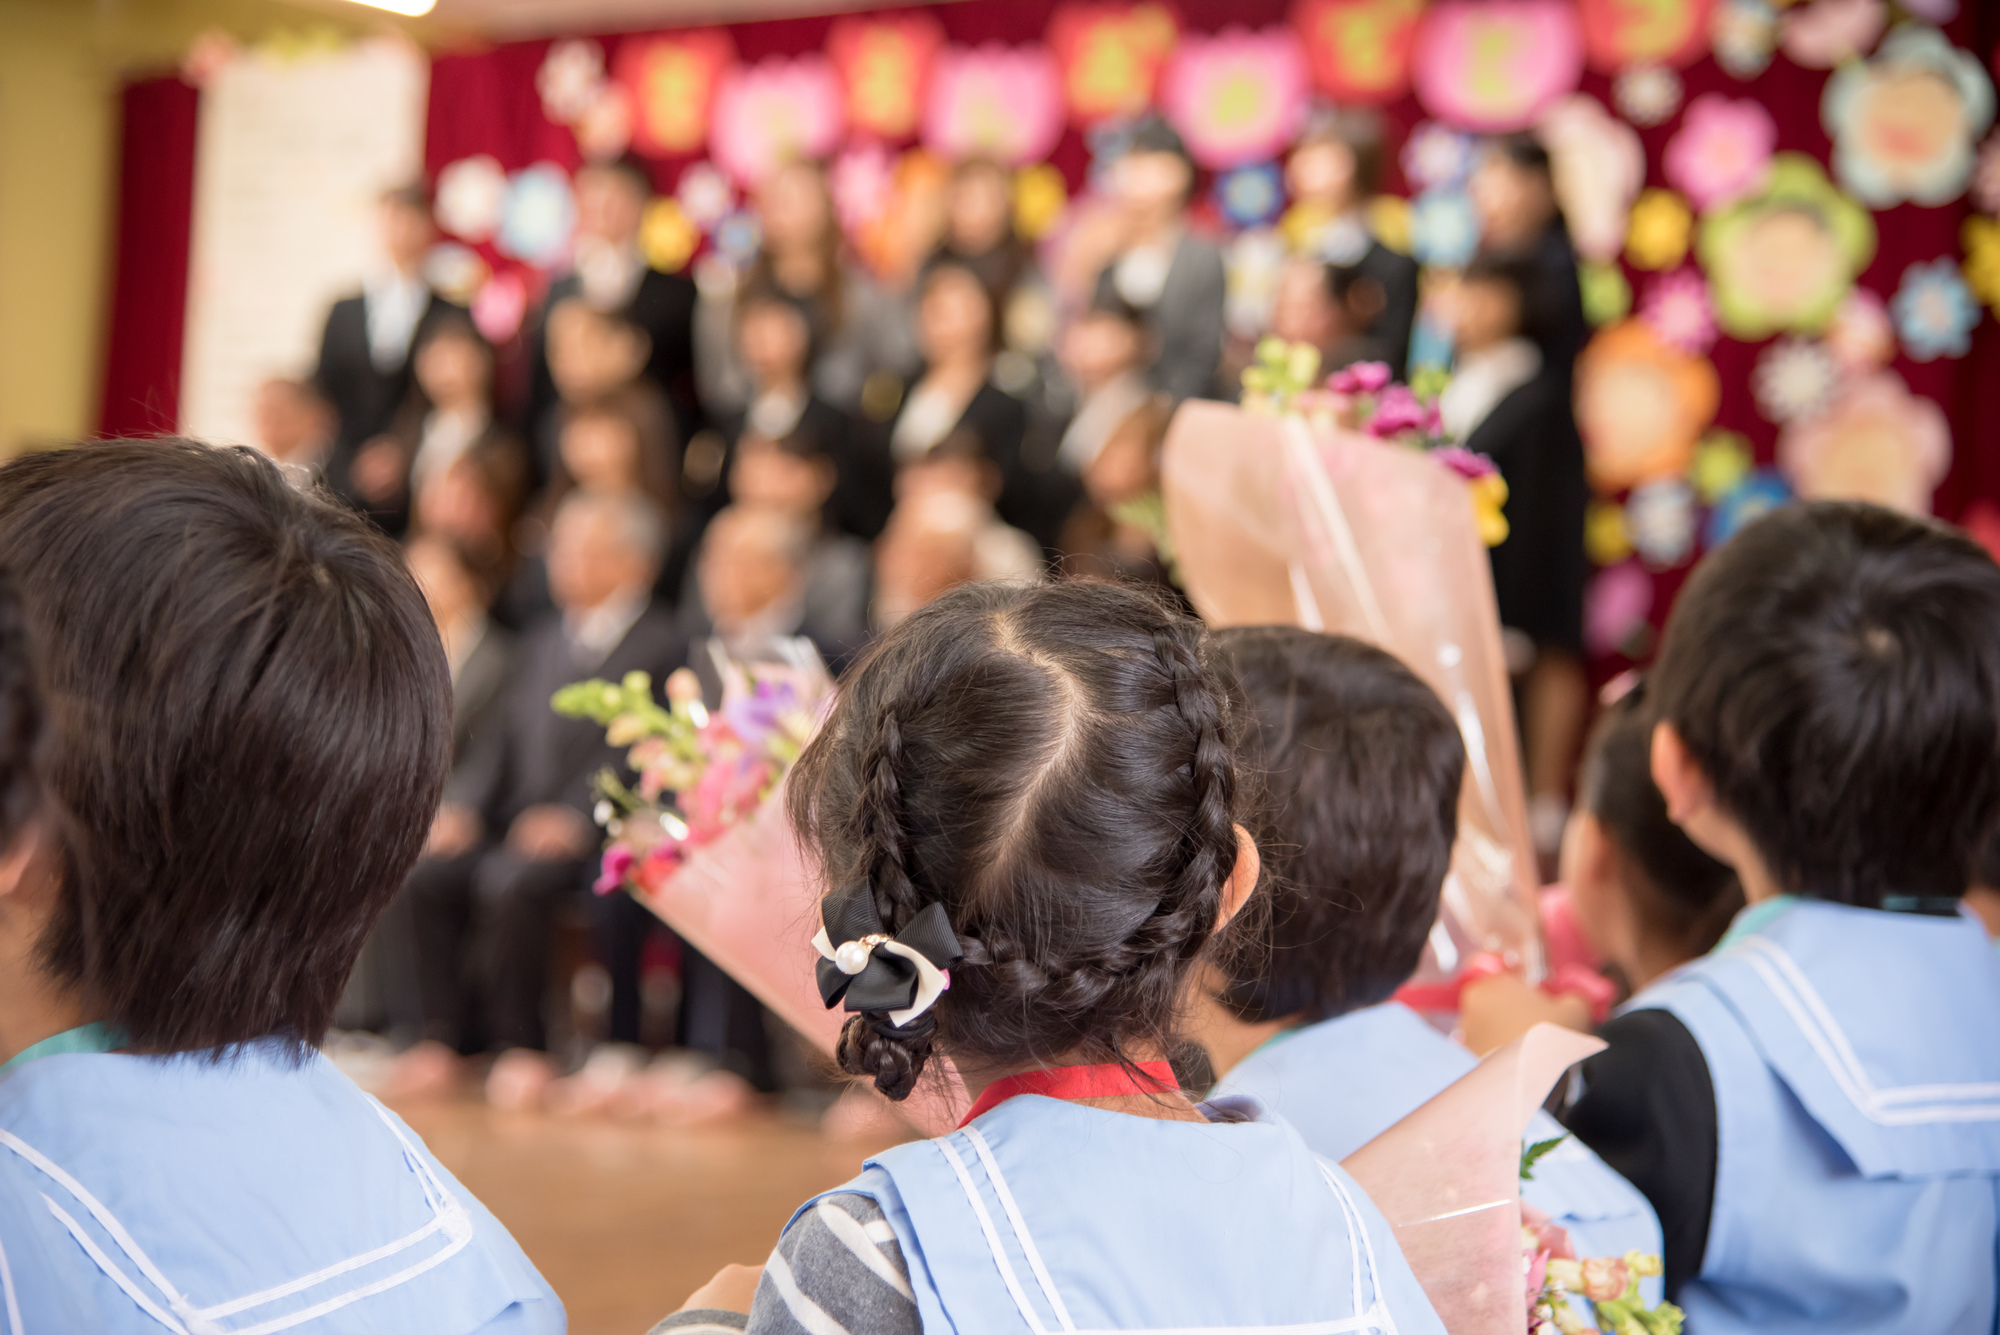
[526,156,700,480]
[313,183,464,534]
[381,489,685,1103]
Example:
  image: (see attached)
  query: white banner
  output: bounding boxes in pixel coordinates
[179,37,428,446]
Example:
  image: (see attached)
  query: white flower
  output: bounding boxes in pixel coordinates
[1753,337,1839,423]
[435,155,508,243]
[675,161,735,231]
[1627,478,1698,569]
[1615,65,1683,127]
[537,39,606,125]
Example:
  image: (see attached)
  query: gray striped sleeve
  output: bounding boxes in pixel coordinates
[648,1193,919,1335]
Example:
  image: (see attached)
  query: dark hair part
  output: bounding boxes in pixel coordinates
[1578,685,1741,960]
[1212,628,1464,1023]
[0,440,452,1056]
[0,575,41,851]
[787,581,1244,1099]
[1651,500,2000,908]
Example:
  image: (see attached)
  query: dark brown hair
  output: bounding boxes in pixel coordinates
[0,440,452,1056]
[0,574,40,850]
[1651,500,2000,908]
[1213,628,1464,1023]
[787,581,1244,1099]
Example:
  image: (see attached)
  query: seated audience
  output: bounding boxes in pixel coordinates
[394,316,526,503]
[411,440,535,627]
[1557,502,2000,1326]
[686,506,865,672]
[893,438,1044,579]
[1052,290,1172,581]
[725,433,872,658]
[1439,255,1587,860]
[545,298,678,491]
[1194,627,1663,1291]
[384,489,686,1109]
[927,156,1058,387]
[0,440,559,1330]
[248,375,333,475]
[871,492,983,631]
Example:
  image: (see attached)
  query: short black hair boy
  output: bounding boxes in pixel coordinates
[1650,500,2000,909]
[0,439,452,1056]
[1214,627,1466,1022]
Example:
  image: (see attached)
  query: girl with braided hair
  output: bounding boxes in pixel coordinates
[657,581,1443,1335]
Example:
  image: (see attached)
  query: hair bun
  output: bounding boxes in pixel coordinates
[836,1013,933,1101]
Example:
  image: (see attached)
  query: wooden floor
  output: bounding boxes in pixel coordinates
[392,1098,904,1335]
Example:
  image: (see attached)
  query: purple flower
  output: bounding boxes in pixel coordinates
[1329,361,1392,394]
[721,678,800,747]
[594,845,634,896]
[1433,446,1498,480]
[1367,384,1432,437]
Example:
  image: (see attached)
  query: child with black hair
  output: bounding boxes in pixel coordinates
[1559,501,2000,1330]
[1191,627,1661,1288]
[657,583,1443,1335]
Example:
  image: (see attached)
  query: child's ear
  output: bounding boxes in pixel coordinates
[1214,824,1261,934]
[1649,722,1712,827]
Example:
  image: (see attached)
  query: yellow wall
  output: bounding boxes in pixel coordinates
[0,0,425,455]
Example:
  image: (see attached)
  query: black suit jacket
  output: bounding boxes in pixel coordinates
[314,290,465,503]
[447,602,688,830]
[527,267,701,478]
[1465,372,1587,653]
[1355,240,1420,384]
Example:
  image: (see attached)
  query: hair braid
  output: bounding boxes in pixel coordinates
[836,708,936,1099]
[1145,625,1240,960]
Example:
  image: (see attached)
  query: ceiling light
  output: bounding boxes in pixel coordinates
[343,0,437,15]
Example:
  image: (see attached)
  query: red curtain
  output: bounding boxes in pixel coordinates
[98,75,199,439]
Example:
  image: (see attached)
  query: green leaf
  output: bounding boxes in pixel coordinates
[1520,1134,1567,1181]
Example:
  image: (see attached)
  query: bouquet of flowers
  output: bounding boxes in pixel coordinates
[553,643,831,901]
[1521,1173,1682,1335]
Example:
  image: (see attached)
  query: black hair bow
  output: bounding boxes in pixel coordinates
[813,891,963,1023]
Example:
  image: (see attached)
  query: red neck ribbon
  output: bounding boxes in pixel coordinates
[960,1060,1178,1127]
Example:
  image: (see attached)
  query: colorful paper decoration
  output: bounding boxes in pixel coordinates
[713,209,762,263]
[1290,0,1424,105]
[1615,64,1684,126]
[1216,163,1286,227]
[575,82,634,162]
[1664,94,1776,211]
[495,163,575,268]
[616,30,736,158]
[1048,3,1181,123]
[830,145,895,234]
[923,44,1066,167]
[1578,0,1717,72]
[1368,195,1413,255]
[1412,0,1585,132]
[1625,188,1693,270]
[435,154,507,243]
[1705,468,1790,546]
[1410,187,1481,266]
[1690,430,1752,503]
[826,13,944,142]
[1696,153,1876,339]
[1160,27,1311,170]
[1581,260,1634,325]
[675,162,734,231]
[1639,268,1718,353]
[1585,560,1653,657]
[848,150,951,281]
[709,56,846,188]
[1779,0,1886,70]
[1015,163,1069,240]
[1401,121,1476,190]
[1586,500,1635,565]
[1973,135,2000,213]
[538,39,607,125]
[422,242,487,305]
[1825,287,1896,369]
[1776,370,1950,515]
[1751,337,1839,423]
[1965,217,2000,317]
[641,197,700,273]
[1627,477,1699,569]
[1823,24,1996,209]
[1711,0,1778,78]
[1575,319,1720,492]
[1890,257,1980,361]
[1539,95,1645,263]
[471,271,528,344]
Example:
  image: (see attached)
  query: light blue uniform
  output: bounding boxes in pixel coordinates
[0,1039,562,1334]
[799,1092,1445,1334]
[1631,900,2000,1334]
[1219,1002,1663,1302]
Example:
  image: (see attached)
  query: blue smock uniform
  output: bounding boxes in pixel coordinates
[798,1092,1445,1334]
[1219,1002,1663,1297]
[1630,899,2000,1334]
[0,1036,562,1334]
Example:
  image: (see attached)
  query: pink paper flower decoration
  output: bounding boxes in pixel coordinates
[1159,27,1309,171]
[1664,94,1776,211]
[1585,561,1654,658]
[709,55,847,188]
[1412,0,1585,133]
[1538,95,1645,263]
[830,145,896,234]
[1639,269,1718,354]
[1779,0,1886,71]
[1825,288,1895,370]
[922,44,1065,167]
[1777,370,1950,516]
[1974,135,2000,214]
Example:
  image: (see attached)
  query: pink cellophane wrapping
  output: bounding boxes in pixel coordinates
[631,779,968,1134]
[1161,399,1543,986]
[1341,1024,1607,1334]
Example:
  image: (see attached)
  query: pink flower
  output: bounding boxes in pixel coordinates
[1159,27,1310,170]
[922,44,1064,166]
[1639,269,1718,354]
[1433,445,1498,479]
[1329,360,1392,394]
[1780,0,1886,70]
[1367,384,1436,437]
[1525,1247,1551,1304]
[594,846,635,896]
[1411,0,1585,134]
[709,55,847,188]
[1664,94,1776,210]
[1578,1255,1631,1302]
